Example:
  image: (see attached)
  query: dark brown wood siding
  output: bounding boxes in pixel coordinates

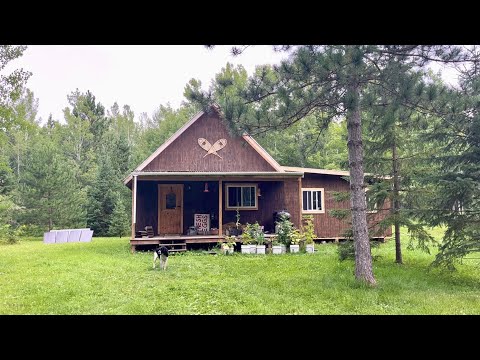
[283,179,301,229]
[222,181,285,233]
[144,112,277,172]
[135,175,393,239]
[182,181,220,234]
[301,173,392,238]
[136,181,158,234]
[137,180,300,234]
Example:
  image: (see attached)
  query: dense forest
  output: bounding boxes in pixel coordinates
[1,45,479,273]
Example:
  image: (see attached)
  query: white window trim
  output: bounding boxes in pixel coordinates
[225,183,258,210]
[302,188,325,214]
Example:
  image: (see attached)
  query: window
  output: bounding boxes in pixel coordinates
[365,189,378,213]
[166,192,176,209]
[302,188,325,213]
[226,184,258,210]
[452,200,464,214]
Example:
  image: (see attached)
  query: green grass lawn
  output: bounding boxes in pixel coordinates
[1,229,478,314]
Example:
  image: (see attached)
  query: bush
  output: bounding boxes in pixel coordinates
[242,222,265,245]
[338,239,382,261]
[302,215,315,245]
[338,240,355,261]
[14,224,44,237]
[0,224,19,244]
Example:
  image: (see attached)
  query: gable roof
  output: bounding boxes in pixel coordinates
[124,106,283,185]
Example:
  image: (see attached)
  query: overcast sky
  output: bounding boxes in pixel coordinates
[3,45,289,123]
[4,45,460,124]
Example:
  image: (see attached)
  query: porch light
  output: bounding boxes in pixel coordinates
[203,182,209,193]
[258,187,262,197]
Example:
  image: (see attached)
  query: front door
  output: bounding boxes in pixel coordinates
[158,184,183,235]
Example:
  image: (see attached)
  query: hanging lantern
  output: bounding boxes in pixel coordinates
[203,182,209,193]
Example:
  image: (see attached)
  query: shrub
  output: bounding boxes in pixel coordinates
[243,222,265,245]
[0,224,19,244]
[338,240,355,261]
[302,215,315,245]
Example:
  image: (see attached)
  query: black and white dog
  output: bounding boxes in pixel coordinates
[153,246,169,270]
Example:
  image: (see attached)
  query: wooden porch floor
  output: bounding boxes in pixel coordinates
[129,235,388,252]
[129,234,279,252]
[131,235,224,244]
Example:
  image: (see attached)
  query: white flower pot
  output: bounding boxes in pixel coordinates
[272,245,283,254]
[306,244,314,253]
[256,245,266,254]
[249,245,256,254]
[290,244,300,253]
[228,247,235,254]
[241,245,250,254]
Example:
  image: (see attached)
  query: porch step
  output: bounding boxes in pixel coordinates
[157,240,187,245]
[160,241,187,252]
[168,248,187,252]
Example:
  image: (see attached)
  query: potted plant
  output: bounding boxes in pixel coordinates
[241,229,254,254]
[271,237,285,254]
[229,208,242,236]
[303,215,315,253]
[253,223,266,255]
[289,229,302,253]
[276,213,295,251]
[224,235,236,254]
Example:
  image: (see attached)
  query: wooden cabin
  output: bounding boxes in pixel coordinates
[124,106,391,252]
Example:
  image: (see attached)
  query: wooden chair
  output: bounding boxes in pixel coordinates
[145,226,154,238]
[136,226,154,238]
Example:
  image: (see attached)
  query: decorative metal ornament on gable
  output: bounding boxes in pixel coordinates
[198,138,227,159]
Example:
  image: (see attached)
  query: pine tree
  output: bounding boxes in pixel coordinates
[362,70,443,264]
[187,45,474,285]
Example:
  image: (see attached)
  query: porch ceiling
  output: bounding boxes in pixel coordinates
[124,171,303,187]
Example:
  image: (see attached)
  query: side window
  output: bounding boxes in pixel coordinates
[302,188,325,214]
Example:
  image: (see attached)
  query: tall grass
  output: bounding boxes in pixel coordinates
[0,230,478,314]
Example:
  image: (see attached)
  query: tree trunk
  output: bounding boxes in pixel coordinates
[346,80,376,286]
[392,140,403,264]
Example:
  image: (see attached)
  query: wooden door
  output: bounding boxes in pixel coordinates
[158,184,183,235]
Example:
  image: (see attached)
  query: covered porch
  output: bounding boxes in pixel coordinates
[129,171,303,252]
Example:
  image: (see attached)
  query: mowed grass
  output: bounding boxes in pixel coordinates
[0,229,478,314]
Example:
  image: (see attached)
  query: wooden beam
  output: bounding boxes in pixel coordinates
[298,177,303,231]
[218,180,223,236]
[136,176,302,182]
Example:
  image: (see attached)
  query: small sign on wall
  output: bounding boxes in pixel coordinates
[194,214,210,232]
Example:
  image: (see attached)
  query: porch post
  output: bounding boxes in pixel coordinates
[298,177,303,231]
[132,175,137,239]
[218,179,223,237]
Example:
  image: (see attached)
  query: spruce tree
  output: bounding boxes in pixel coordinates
[420,49,480,268]
[86,154,117,236]
[108,195,130,238]
[19,135,85,231]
